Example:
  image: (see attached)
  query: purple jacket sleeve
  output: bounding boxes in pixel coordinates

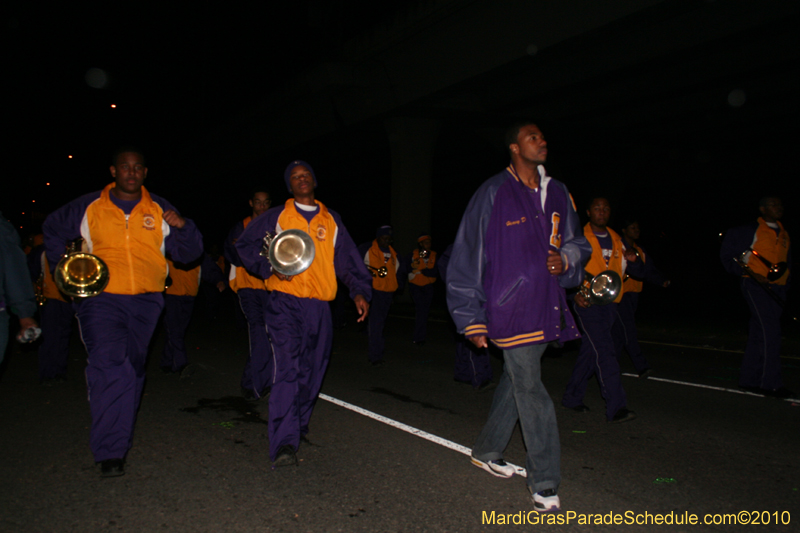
[224,221,245,267]
[234,209,278,280]
[42,192,100,272]
[151,196,204,265]
[720,223,758,277]
[446,177,498,332]
[330,210,372,301]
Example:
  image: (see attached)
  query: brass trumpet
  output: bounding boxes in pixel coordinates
[367,265,388,278]
[746,249,788,282]
[54,239,110,298]
[578,270,622,307]
[260,229,316,276]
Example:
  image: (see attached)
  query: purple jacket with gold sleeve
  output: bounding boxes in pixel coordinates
[446,165,591,349]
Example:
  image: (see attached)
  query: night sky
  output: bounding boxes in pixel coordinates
[4,1,799,323]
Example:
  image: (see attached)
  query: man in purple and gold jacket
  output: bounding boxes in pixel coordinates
[447,121,590,513]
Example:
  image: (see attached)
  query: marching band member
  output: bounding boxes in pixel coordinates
[160,254,224,375]
[363,225,400,366]
[43,147,203,477]
[720,196,792,398]
[562,198,643,423]
[235,160,371,467]
[612,219,670,378]
[30,245,73,383]
[224,188,274,400]
[405,234,437,346]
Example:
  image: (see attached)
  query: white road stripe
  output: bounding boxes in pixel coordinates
[319,374,797,481]
[319,393,528,477]
[622,373,800,402]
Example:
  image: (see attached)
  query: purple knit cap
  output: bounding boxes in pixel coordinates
[376,225,392,238]
[284,160,317,192]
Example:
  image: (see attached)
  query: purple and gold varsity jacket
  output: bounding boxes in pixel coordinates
[446,165,591,349]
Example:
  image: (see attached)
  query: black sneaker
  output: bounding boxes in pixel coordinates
[610,408,637,424]
[274,445,298,467]
[476,380,497,393]
[100,459,125,478]
[638,368,654,379]
[764,387,795,399]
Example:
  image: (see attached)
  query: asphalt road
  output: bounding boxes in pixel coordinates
[1,299,798,532]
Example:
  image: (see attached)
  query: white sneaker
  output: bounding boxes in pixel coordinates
[532,489,561,513]
[470,456,515,478]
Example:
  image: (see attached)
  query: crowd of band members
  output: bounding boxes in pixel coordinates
[0,132,790,512]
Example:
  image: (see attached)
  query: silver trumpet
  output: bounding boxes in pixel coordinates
[419,249,430,260]
[367,265,388,278]
[746,248,788,282]
[260,229,316,277]
[579,270,622,307]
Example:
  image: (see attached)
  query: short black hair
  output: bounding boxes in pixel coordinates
[758,195,780,208]
[587,197,610,210]
[504,120,538,149]
[111,146,145,166]
[249,187,271,201]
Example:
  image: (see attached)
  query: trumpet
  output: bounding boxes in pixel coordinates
[260,229,316,276]
[746,249,788,282]
[367,265,388,278]
[419,249,430,260]
[578,270,622,307]
[54,239,110,298]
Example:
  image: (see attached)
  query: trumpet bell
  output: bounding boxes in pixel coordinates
[583,270,622,306]
[268,229,316,276]
[767,261,788,282]
[55,253,110,298]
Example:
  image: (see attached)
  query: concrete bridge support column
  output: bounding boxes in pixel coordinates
[385,117,441,258]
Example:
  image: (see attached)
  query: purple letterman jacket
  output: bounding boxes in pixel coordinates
[446,164,591,349]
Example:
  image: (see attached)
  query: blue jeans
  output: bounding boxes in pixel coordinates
[472,342,560,493]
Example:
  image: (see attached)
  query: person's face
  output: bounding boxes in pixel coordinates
[289,165,314,197]
[623,222,640,241]
[377,234,392,248]
[587,198,611,229]
[760,198,783,221]
[110,152,147,195]
[249,191,271,217]
[511,124,547,165]
[419,238,432,251]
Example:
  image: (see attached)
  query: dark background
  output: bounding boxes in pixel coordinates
[4,0,798,328]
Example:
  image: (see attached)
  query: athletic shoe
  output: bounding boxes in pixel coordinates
[274,445,298,467]
[471,456,515,478]
[532,488,561,512]
[638,368,654,379]
[100,458,125,478]
[610,408,637,424]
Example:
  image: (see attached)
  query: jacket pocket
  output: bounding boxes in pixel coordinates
[496,278,524,306]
